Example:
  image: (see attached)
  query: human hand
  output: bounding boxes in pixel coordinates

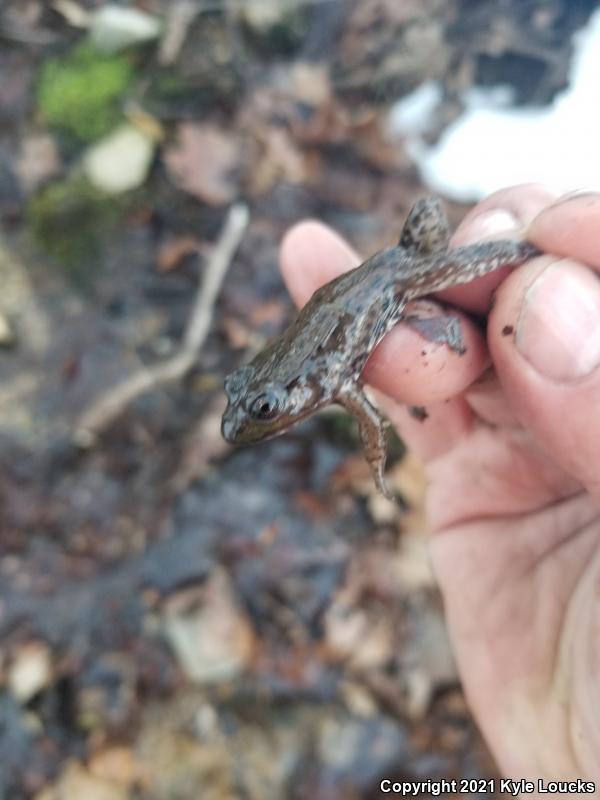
[280,185,600,781]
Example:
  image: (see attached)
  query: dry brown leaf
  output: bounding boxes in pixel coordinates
[156,235,202,272]
[324,601,395,670]
[353,115,412,171]
[391,531,435,592]
[88,747,143,787]
[293,490,330,519]
[164,123,240,205]
[50,762,129,800]
[247,127,305,195]
[329,452,372,495]
[221,316,253,349]
[16,133,61,192]
[289,62,332,106]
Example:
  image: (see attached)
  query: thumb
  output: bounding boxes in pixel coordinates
[489,254,600,499]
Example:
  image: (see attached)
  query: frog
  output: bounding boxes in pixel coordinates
[221,197,541,498]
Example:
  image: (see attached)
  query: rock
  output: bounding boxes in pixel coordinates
[162,569,255,684]
[8,641,53,703]
[240,0,288,32]
[89,5,162,54]
[83,124,155,194]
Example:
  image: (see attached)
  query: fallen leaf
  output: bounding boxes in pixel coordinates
[290,62,332,106]
[164,123,240,205]
[52,762,129,800]
[246,127,305,195]
[248,298,288,328]
[221,316,253,349]
[156,235,201,272]
[16,133,61,192]
[293,490,330,518]
[324,600,395,670]
[88,747,142,787]
[161,568,256,685]
[329,453,373,496]
[391,531,435,592]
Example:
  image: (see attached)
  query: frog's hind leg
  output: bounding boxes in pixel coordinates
[403,307,466,353]
[338,382,392,499]
[399,196,450,255]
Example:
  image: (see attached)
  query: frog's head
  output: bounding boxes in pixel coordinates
[221,364,322,445]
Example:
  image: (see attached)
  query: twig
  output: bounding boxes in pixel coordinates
[74,203,249,445]
[51,0,90,28]
[159,0,202,65]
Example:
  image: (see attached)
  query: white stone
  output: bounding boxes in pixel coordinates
[83,124,155,194]
[8,641,52,703]
[89,5,162,53]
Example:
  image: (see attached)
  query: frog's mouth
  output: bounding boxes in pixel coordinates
[221,403,287,445]
[221,399,320,446]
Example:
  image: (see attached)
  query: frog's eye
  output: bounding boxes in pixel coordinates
[249,391,281,421]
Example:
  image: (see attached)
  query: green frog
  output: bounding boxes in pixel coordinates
[221,197,540,497]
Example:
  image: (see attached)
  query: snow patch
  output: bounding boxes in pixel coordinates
[389,8,600,201]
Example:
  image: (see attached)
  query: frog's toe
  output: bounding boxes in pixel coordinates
[372,461,394,501]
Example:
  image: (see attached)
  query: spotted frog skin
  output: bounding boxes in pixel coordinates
[221,197,540,497]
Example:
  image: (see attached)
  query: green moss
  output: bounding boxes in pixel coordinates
[28,176,126,278]
[37,44,133,141]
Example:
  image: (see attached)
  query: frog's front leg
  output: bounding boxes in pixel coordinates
[338,382,391,499]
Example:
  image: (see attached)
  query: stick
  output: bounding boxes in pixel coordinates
[74,203,249,444]
[158,0,201,65]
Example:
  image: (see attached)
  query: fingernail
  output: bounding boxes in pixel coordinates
[547,189,600,209]
[455,209,520,245]
[516,261,600,380]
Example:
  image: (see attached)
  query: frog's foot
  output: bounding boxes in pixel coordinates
[338,382,393,500]
[403,304,466,354]
[399,196,450,256]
